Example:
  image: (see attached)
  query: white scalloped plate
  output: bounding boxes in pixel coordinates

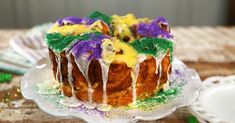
[21,58,201,123]
[190,75,235,123]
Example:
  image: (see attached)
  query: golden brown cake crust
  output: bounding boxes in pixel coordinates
[49,49,171,106]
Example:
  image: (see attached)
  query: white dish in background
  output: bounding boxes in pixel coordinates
[190,75,235,123]
[21,58,201,123]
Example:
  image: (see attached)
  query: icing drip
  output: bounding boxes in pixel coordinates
[98,59,110,105]
[66,52,75,97]
[156,59,162,90]
[164,64,171,90]
[153,53,166,91]
[131,65,139,105]
[82,102,96,109]
[74,56,93,104]
[55,54,59,81]
[155,58,159,75]
[55,53,62,82]
[131,55,147,105]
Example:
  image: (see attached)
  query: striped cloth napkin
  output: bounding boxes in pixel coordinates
[9,23,53,64]
[10,35,48,64]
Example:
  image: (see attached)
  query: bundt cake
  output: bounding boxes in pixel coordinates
[45,11,175,107]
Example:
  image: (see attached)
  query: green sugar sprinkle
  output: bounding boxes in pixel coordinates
[136,86,181,110]
[0,73,12,83]
[187,115,199,123]
[46,32,174,61]
[88,11,111,25]
[45,31,102,52]
[129,38,174,62]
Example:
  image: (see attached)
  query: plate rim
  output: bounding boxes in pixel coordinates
[190,75,235,123]
[21,58,202,122]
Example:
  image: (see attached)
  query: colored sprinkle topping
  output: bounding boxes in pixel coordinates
[37,80,60,95]
[71,33,110,60]
[136,86,181,110]
[137,16,173,39]
[0,73,12,83]
[88,11,111,25]
[57,16,97,26]
[45,11,175,62]
[101,38,138,68]
[45,31,103,52]
[129,38,174,61]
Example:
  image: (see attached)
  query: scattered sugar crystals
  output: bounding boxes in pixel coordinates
[37,80,60,95]
[59,97,82,107]
[0,73,12,83]
[0,87,25,110]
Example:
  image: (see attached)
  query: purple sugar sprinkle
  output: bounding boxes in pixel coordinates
[57,16,98,26]
[72,34,109,60]
[57,16,83,26]
[70,105,105,117]
[175,69,181,75]
[83,17,98,25]
[137,16,173,39]
[153,16,168,24]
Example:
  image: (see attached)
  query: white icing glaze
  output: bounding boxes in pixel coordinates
[156,59,162,91]
[58,55,62,82]
[163,64,171,90]
[54,49,171,108]
[97,104,112,111]
[131,65,139,105]
[155,58,159,75]
[82,102,96,109]
[153,52,168,91]
[98,59,110,105]
[55,53,66,96]
[66,51,75,97]
[74,56,93,104]
[55,53,61,82]
[153,54,171,91]
[59,97,82,107]
[131,55,147,105]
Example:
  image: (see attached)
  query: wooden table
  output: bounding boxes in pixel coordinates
[0,27,235,123]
